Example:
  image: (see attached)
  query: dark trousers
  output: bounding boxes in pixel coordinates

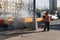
[44,21,50,31]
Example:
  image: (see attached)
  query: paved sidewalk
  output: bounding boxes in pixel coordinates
[3,29,60,40]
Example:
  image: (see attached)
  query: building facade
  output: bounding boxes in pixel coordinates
[49,0,57,13]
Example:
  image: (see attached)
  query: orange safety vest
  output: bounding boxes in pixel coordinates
[45,15,50,22]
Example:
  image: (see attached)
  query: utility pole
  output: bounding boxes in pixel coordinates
[33,0,38,30]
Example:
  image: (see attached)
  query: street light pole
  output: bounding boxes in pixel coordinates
[33,0,38,30]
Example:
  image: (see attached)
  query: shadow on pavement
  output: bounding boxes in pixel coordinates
[0,28,44,40]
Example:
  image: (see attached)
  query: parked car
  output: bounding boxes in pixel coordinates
[49,14,58,20]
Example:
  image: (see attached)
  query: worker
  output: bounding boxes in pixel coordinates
[36,11,42,18]
[0,18,4,31]
[43,12,50,31]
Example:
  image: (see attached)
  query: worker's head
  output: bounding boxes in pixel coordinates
[45,11,48,15]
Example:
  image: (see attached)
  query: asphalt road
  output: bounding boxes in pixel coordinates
[50,19,60,25]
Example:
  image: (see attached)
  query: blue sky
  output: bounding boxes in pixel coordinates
[36,0,49,9]
[36,0,60,9]
[57,0,60,7]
